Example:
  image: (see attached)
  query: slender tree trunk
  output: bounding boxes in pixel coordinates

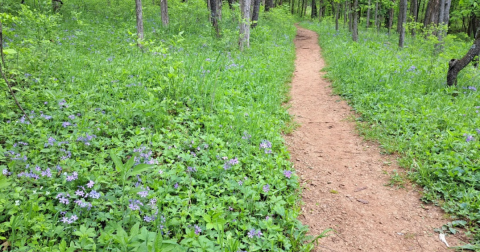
[210,0,220,37]
[344,0,347,28]
[335,2,339,31]
[291,0,295,13]
[217,0,222,21]
[135,0,144,45]
[251,0,260,27]
[410,0,418,36]
[388,0,394,35]
[374,0,378,28]
[366,0,371,28]
[265,0,272,11]
[447,29,480,86]
[311,0,317,18]
[397,0,403,33]
[160,0,169,26]
[348,0,353,31]
[318,0,323,20]
[352,0,358,41]
[239,0,251,51]
[399,0,407,47]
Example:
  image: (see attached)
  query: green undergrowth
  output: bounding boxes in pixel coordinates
[301,20,480,244]
[0,0,318,250]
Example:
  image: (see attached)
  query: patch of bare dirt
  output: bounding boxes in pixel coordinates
[285,26,466,251]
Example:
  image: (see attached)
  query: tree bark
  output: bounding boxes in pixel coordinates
[265,0,272,11]
[410,0,418,36]
[374,0,378,29]
[311,0,317,18]
[227,0,234,9]
[388,0,394,35]
[424,0,439,27]
[239,0,251,51]
[135,0,144,44]
[447,30,480,86]
[160,0,169,26]
[335,2,339,31]
[251,0,260,27]
[318,0,323,21]
[344,0,347,28]
[352,0,358,41]
[366,0,371,28]
[210,0,220,37]
[399,0,407,47]
[397,0,403,33]
[348,0,353,32]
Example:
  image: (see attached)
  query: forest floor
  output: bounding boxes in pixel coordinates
[285,26,467,251]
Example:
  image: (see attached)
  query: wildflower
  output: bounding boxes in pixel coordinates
[59,99,68,108]
[242,131,251,139]
[174,183,179,189]
[41,168,52,178]
[266,216,270,220]
[86,180,94,188]
[187,166,197,172]
[476,129,480,134]
[248,229,256,238]
[59,197,69,205]
[75,190,85,197]
[70,215,78,221]
[263,184,270,193]
[61,217,69,223]
[2,169,11,176]
[464,134,474,142]
[62,122,72,128]
[44,137,56,147]
[238,180,243,186]
[406,65,417,72]
[283,170,292,179]
[229,158,239,165]
[68,115,75,120]
[158,170,164,175]
[15,200,20,206]
[194,225,202,235]
[89,190,100,199]
[138,190,149,198]
[144,215,155,222]
[259,140,272,149]
[468,86,477,91]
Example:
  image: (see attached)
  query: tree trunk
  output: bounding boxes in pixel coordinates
[227,0,234,9]
[397,0,403,33]
[399,0,407,47]
[344,0,347,28]
[348,0,353,32]
[239,0,251,51]
[335,2,339,31]
[424,0,439,27]
[410,0,418,36]
[210,0,220,37]
[291,0,295,14]
[251,0,260,27]
[352,0,358,41]
[160,0,169,26]
[388,1,394,35]
[366,0,371,28]
[217,0,222,21]
[374,0,378,28]
[265,0,272,11]
[318,0,323,21]
[311,0,317,18]
[135,0,144,44]
[447,29,480,86]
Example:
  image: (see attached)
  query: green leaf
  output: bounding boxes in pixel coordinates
[110,150,123,172]
[130,163,153,176]
[125,156,135,170]
[2,49,17,55]
[0,176,10,190]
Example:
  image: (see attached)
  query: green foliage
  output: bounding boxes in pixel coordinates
[301,19,480,244]
[0,0,315,250]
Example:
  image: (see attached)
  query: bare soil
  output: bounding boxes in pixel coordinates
[285,26,466,251]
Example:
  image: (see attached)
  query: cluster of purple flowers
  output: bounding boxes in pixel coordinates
[74,199,92,210]
[60,215,78,224]
[60,149,72,160]
[56,193,71,205]
[259,140,272,154]
[2,169,12,176]
[40,112,53,120]
[128,199,144,211]
[283,170,292,179]
[5,150,27,161]
[464,134,475,142]
[13,142,28,147]
[247,228,263,238]
[242,131,251,140]
[18,115,30,124]
[59,99,68,108]
[65,171,78,181]
[263,184,270,193]
[223,157,239,170]
[187,166,197,172]
[138,187,150,198]
[406,65,417,72]
[133,145,158,165]
[194,225,202,235]
[45,137,56,147]
[77,134,96,146]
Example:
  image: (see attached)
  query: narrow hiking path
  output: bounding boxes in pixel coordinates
[286,27,464,251]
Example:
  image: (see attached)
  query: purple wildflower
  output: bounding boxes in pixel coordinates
[89,190,100,199]
[464,134,474,142]
[144,215,155,222]
[283,170,292,178]
[259,140,272,149]
[75,190,85,197]
[138,190,149,198]
[194,225,202,235]
[229,157,239,165]
[174,183,179,189]
[86,180,94,188]
[238,180,243,186]
[263,184,270,193]
[476,129,480,134]
[68,115,75,120]
[187,166,197,172]
[248,229,256,238]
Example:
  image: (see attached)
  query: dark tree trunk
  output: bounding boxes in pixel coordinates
[160,0,169,26]
[251,0,260,27]
[348,0,353,31]
[227,0,234,9]
[366,0,371,28]
[344,0,347,28]
[265,0,272,11]
[374,0,378,28]
[397,0,403,33]
[52,0,63,12]
[447,30,480,86]
[399,0,407,47]
[388,0,394,35]
[335,2,339,31]
[210,0,220,37]
[410,0,418,36]
[424,0,439,27]
[311,0,317,18]
[291,0,295,14]
[352,0,358,41]
[135,0,144,43]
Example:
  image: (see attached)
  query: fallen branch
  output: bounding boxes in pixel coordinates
[0,20,32,124]
[447,28,480,86]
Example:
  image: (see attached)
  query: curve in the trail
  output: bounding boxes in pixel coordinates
[286,26,462,252]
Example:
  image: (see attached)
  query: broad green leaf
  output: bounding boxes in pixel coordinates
[110,150,123,172]
[130,163,153,176]
[2,48,17,55]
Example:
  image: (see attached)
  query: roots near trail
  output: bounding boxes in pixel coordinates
[286,27,460,251]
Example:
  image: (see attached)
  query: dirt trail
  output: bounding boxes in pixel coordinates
[286,27,463,251]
